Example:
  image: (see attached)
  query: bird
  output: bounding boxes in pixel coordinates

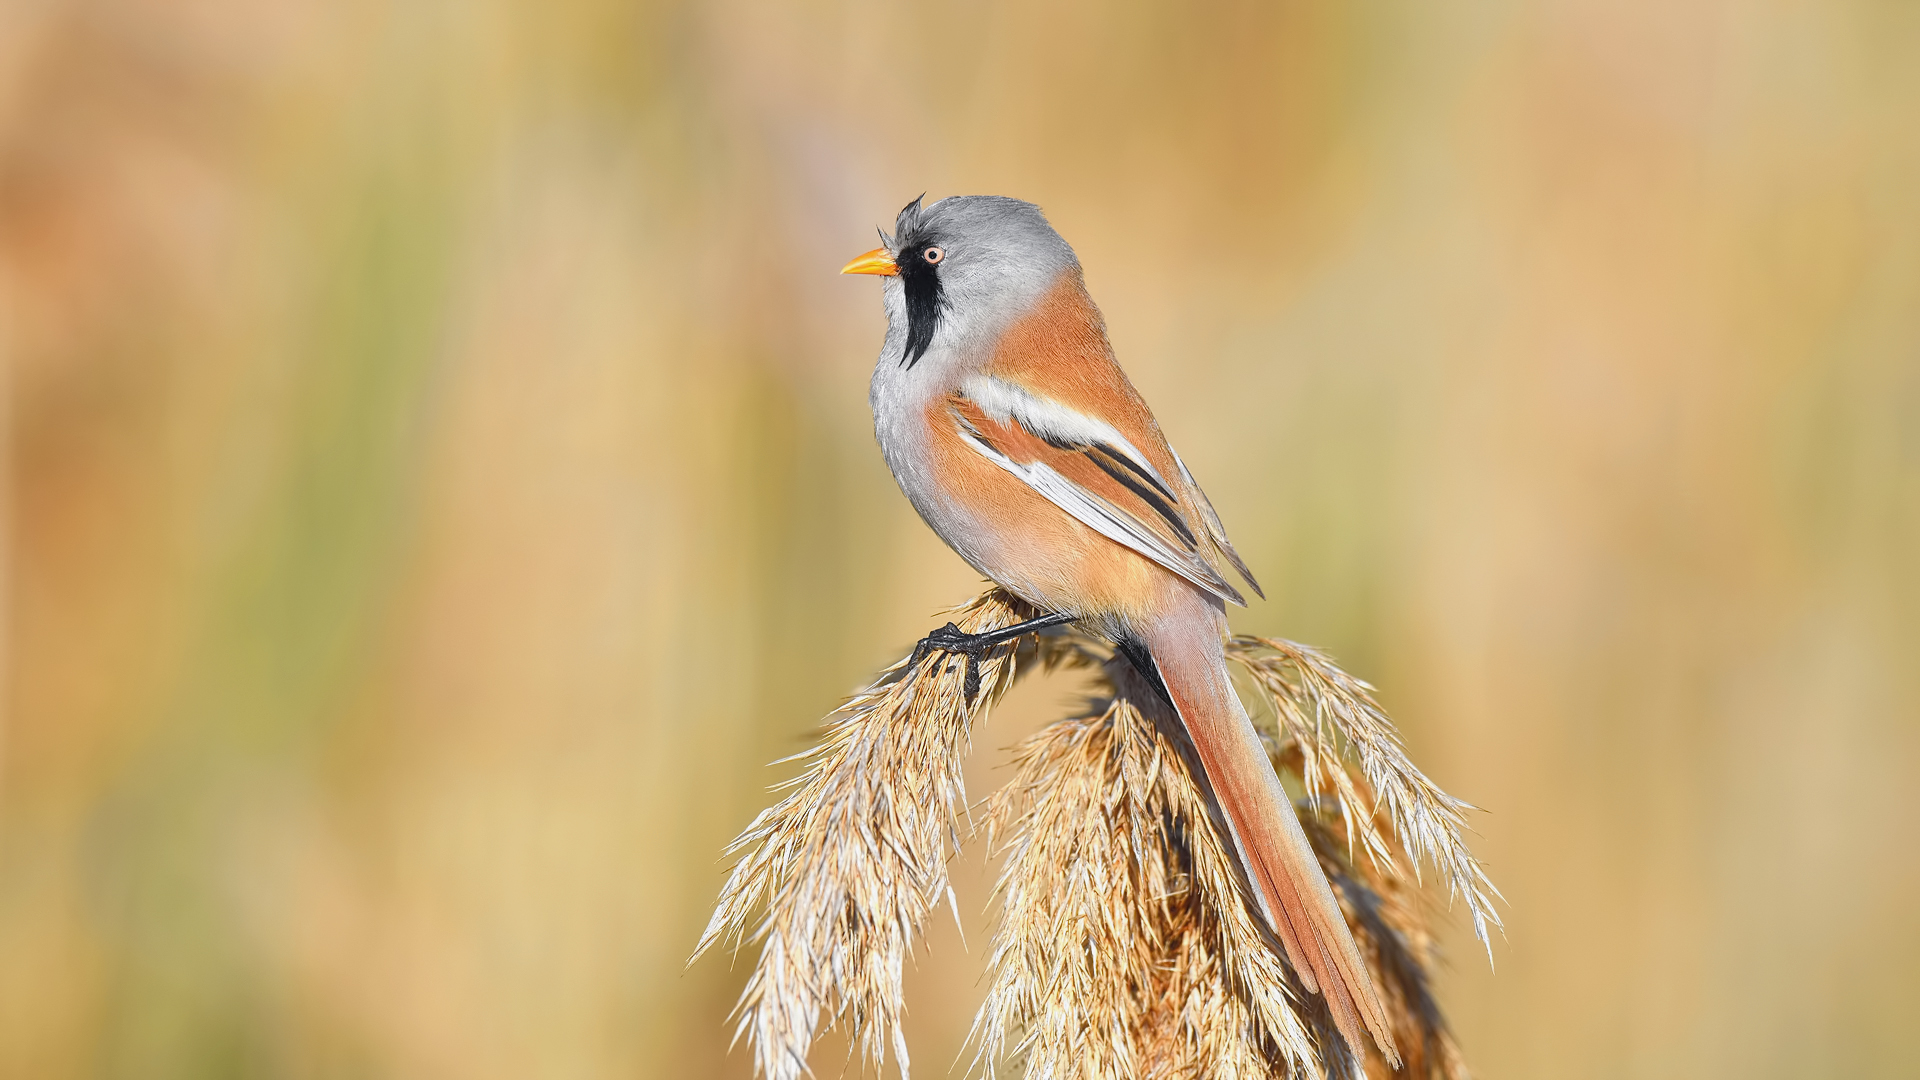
[841,195,1399,1065]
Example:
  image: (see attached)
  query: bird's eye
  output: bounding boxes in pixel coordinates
[922,246,944,265]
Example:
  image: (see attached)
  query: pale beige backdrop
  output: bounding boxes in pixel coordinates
[2,1,1916,1077]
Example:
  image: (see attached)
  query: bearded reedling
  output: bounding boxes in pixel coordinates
[845,195,1395,1060]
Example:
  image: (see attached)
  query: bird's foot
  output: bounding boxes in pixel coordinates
[908,612,1076,704]
[909,622,995,703]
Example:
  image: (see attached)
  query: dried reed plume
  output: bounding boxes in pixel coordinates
[1228,639,1504,958]
[694,588,1497,1080]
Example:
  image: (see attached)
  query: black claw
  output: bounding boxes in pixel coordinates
[908,623,963,669]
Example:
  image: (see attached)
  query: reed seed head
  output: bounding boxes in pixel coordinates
[693,588,1496,1080]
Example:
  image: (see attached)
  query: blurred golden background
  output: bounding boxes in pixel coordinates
[3,0,1917,1076]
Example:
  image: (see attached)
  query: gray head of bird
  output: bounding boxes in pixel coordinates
[842,195,1081,372]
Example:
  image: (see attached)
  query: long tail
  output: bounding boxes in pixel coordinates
[1135,611,1400,1066]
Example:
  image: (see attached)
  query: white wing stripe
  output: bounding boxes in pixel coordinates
[955,423,1243,605]
[960,375,1174,492]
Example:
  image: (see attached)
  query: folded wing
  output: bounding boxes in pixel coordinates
[949,375,1258,606]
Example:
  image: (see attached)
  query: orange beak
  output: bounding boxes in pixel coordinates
[839,247,898,277]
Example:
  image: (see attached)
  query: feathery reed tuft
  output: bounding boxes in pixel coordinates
[1228,638,1504,959]
[696,588,1496,1080]
[973,651,1320,1079]
[691,591,1040,1080]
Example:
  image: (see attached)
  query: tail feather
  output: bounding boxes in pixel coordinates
[1138,622,1401,1067]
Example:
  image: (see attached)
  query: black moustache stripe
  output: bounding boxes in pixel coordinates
[900,247,944,368]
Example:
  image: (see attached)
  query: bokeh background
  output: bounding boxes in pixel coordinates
[3,0,1917,1077]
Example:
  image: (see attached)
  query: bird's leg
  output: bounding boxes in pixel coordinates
[909,611,1077,702]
